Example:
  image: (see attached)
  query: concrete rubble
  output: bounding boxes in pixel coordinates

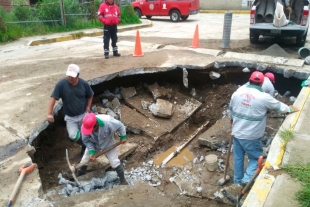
[147,82,172,100]
[149,99,174,118]
[58,171,120,196]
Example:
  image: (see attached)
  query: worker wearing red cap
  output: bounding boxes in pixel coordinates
[262,72,275,97]
[80,113,128,185]
[229,71,298,186]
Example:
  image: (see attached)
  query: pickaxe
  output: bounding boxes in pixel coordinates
[66,141,122,184]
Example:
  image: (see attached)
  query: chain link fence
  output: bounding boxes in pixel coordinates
[1,0,101,26]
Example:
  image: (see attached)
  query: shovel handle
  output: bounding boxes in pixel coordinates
[7,163,36,207]
[75,141,122,169]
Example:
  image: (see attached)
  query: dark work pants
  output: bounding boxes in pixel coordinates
[103,25,118,55]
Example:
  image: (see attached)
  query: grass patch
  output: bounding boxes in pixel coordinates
[283,164,310,207]
[279,128,294,148]
[0,1,140,43]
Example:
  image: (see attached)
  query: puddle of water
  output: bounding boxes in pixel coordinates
[0,139,26,161]
[153,145,194,167]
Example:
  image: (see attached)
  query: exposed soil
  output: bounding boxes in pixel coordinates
[0,33,302,206]
[32,73,291,206]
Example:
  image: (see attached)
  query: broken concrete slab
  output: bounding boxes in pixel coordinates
[88,142,138,171]
[121,87,137,100]
[96,106,107,114]
[111,97,121,111]
[147,82,172,100]
[120,105,167,139]
[124,91,201,138]
[149,99,174,118]
[198,116,231,149]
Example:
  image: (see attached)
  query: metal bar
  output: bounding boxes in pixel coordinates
[7,20,60,24]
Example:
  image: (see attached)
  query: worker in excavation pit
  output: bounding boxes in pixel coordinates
[47,64,94,159]
[262,72,275,97]
[242,72,275,97]
[229,71,298,186]
[80,113,128,185]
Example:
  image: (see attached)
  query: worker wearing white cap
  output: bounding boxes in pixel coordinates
[47,64,94,157]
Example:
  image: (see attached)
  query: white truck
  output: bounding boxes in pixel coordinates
[250,0,309,46]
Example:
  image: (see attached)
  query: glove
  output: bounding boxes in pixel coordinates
[287,6,292,13]
[90,155,96,162]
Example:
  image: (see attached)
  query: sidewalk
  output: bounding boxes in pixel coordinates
[0,19,152,49]
[243,86,310,207]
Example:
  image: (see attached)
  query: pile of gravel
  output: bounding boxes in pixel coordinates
[259,44,290,58]
[58,171,120,196]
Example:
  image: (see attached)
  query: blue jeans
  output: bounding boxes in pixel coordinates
[233,137,263,184]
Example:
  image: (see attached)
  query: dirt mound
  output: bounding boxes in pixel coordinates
[259,44,290,58]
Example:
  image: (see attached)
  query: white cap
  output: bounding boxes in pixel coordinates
[66,64,80,77]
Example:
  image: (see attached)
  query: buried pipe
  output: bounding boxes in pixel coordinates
[264,0,276,23]
[256,0,267,23]
[298,47,310,59]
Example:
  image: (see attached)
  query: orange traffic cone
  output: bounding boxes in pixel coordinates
[133,30,144,57]
[190,24,200,48]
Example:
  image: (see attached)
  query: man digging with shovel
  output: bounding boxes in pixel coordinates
[229,71,298,186]
[78,113,128,185]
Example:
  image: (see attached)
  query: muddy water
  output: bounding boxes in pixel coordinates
[153,145,194,167]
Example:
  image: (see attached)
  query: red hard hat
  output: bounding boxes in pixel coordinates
[249,71,264,83]
[81,113,97,135]
[265,72,275,83]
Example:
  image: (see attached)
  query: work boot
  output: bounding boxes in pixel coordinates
[76,165,87,177]
[115,164,128,185]
[113,51,121,57]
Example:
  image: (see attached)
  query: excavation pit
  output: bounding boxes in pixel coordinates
[28,66,303,206]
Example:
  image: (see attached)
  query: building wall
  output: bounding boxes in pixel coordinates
[0,0,12,10]
[200,0,254,10]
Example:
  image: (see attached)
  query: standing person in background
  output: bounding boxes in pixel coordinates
[262,72,275,97]
[98,0,121,59]
[47,64,94,159]
[229,71,298,186]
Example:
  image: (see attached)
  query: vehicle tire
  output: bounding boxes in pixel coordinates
[134,8,142,18]
[170,10,180,22]
[146,15,152,19]
[250,31,259,43]
[296,31,308,47]
[181,15,189,20]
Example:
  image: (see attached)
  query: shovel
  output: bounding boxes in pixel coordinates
[7,163,36,207]
[223,155,266,207]
[66,141,122,184]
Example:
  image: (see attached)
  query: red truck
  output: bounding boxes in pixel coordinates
[132,0,200,22]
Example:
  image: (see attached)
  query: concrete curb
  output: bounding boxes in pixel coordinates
[199,10,250,14]
[242,86,310,207]
[28,20,152,46]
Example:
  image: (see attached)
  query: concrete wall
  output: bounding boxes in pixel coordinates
[200,0,254,10]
